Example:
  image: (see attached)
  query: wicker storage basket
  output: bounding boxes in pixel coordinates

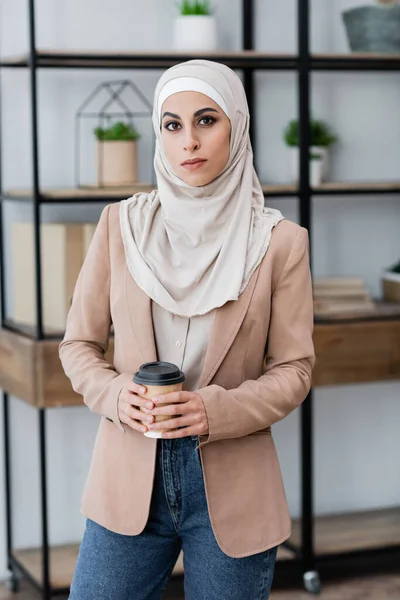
[342,6,400,52]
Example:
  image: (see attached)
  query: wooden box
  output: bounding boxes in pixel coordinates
[313,318,400,386]
[382,273,400,303]
[0,328,114,408]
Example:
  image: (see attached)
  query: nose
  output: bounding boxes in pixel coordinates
[183,127,200,153]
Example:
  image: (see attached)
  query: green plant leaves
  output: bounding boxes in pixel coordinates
[283,119,338,147]
[94,120,141,141]
[177,0,212,16]
[389,260,400,273]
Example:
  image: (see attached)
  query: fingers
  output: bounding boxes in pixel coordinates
[119,401,155,434]
[147,415,195,432]
[146,402,187,417]
[122,404,154,425]
[126,382,147,396]
[153,391,190,404]
[119,415,148,434]
[130,406,155,425]
[118,388,201,436]
[162,426,200,439]
[130,395,155,410]
[120,386,154,410]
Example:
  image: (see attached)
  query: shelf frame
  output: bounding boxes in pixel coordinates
[312,53,400,71]
[0,49,299,71]
[1,0,400,598]
[1,308,399,403]
[3,51,400,72]
[3,180,400,205]
[7,507,400,595]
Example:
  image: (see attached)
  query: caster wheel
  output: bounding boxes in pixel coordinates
[6,572,20,593]
[303,570,321,595]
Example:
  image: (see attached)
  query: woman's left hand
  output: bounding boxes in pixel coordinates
[143,391,209,438]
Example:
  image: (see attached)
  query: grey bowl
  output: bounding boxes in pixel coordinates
[342,5,400,52]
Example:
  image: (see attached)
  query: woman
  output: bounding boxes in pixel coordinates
[60,59,315,600]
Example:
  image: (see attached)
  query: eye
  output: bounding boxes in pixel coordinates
[199,116,216,126]
[164,121,181,132]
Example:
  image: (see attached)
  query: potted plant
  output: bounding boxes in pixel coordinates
[94,120,141,187]
[283,119,338,187]
[382,260,400,303]
[342,0,400,53]
[309,151,324,187]
[173,1,217,51]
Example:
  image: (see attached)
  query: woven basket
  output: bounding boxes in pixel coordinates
[342,5,400,52]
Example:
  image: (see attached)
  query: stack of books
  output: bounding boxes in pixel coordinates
[313,277,376,317]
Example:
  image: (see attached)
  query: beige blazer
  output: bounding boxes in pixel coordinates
[59,202,315,558]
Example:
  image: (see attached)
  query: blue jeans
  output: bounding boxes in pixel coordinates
[69,436,277,599]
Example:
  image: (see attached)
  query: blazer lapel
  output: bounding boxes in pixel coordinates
[197,266,261,389]
[125,266,157,363]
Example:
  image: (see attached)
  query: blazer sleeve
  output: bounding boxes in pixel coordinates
[196,227,315,445]
[59,204,132,433]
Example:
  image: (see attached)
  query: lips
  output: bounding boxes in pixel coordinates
[181,158,207,170]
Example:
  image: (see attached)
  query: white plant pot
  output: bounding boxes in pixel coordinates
[96,140,138,187]
[289,146,329,186]
[310,159,323,187]
[173,16,217,51]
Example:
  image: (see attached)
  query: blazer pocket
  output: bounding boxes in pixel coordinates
[102,415,114,423]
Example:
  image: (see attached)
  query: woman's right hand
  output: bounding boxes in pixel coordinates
[118,382,155,433]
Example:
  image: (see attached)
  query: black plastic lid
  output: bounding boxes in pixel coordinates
[133,362,185,386]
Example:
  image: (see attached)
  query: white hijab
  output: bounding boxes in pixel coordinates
[120,59,284,318]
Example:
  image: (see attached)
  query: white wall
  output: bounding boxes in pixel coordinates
[0,0,400,580]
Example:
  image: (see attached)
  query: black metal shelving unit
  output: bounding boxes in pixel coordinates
[1,0,400,598]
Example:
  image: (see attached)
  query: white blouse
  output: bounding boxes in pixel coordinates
[151,301,215,392]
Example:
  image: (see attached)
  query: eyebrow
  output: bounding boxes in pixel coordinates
[162,107,219,120]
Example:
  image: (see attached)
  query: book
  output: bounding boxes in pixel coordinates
[313,277,375,317]
[12,223,86,332]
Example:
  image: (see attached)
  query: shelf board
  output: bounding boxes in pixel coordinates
[313,180,400,195]
[2,50,400,71]
[1,304,399,406]
[314,300,400,323]
[0,49,298,70]
[3,184,295,201]
[4,180,399,204]
[3,184,154,203]
[13,509,399,590]
[312,52,400,71]
[12,539,293,591]
[12,544,184,590]
[264,181,400,196]
[290,507,400,556]
[262,183,297,197]
[13,544,78,589]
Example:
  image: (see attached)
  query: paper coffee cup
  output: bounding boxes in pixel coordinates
[133,362,185,439]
